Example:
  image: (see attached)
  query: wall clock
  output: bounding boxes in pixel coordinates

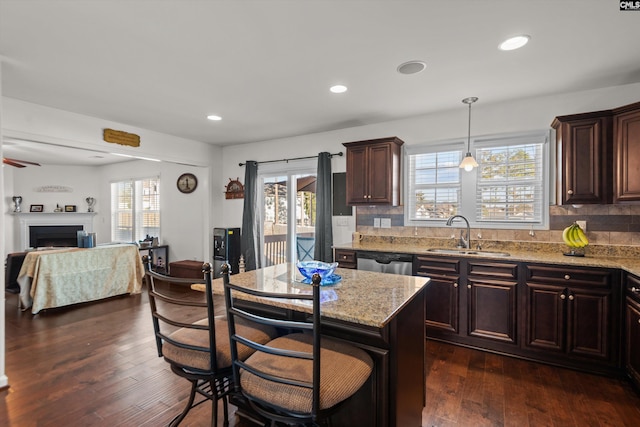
[177,173,198,194]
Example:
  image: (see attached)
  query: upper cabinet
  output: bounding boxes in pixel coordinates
[552,100,640,205]
[343,136,404,206]
[613,101,640,203]
[552,111,613,205]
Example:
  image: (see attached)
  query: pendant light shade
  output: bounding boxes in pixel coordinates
[460,97,479,171]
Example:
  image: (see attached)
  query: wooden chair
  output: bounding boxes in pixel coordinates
[144,257,276,427]
[221,264,374,426]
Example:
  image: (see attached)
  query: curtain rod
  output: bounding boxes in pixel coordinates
[239,151,343,167]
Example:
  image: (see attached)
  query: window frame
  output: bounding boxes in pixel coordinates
[110,175,161,243]
[404,130,550,229]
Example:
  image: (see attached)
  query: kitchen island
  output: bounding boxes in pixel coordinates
[195,263,430,427]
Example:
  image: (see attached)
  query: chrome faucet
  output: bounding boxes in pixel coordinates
[446,215,471,249]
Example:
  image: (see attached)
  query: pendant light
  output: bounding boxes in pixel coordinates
[459,97,479,171]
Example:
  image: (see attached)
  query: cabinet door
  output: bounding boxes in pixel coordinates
[524,283,565,353]
[343,137,403,206]
[626,297,640,387]
[424,275,459,334]
[566,288,611,360]
[368,143,393,204]
[414,255,461,337]
[467,279,517,344]
[553,115,612,205]
[345,145,369,204]
[614,105,640,202]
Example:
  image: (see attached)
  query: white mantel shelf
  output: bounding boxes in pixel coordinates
[12,212,98,216]
[13,212,97,250]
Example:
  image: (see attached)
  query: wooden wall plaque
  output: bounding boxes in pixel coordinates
[103,128,141,147]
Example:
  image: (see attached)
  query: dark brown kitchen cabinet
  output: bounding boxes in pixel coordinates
[333,248,357,269]
[414,255,460,337]
[524,264,618,368]
[467,261,518,344]
[552,111,613,205]
[343,136,403,206]
[625,273,640,389]
[414,255,518,348]
[613,101,640,203]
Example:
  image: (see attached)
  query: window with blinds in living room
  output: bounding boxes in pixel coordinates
[111,177,160,242]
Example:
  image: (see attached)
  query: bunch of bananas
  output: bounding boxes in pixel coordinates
[562,222,589,248]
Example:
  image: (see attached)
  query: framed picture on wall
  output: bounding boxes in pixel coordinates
[65,205,77,212]
[30,204,44,212]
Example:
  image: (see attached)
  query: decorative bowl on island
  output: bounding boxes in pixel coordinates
[296,261,339,284]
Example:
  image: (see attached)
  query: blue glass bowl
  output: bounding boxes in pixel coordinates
[296,261,338,282]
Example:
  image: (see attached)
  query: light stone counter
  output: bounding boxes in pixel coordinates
[334,240,640,276]
[195,262,429,328]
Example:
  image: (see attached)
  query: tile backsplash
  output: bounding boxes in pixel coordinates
[356,204,640,247]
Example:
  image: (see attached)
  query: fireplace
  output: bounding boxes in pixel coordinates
[29,225,84,248]
[16,212,96,250]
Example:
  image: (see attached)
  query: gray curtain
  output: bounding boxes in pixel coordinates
[314,152,333,262]
[241,161,261,270]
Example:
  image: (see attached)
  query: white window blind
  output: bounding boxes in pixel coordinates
[476,141,544,223]
[111,177,160,242]
[405,131,548,228]
[407,148,462,220]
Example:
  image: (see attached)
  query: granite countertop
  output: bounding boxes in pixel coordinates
[333,241,640,277]
[193,263,429,328]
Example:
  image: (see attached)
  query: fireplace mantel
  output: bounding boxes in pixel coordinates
[14,212,97,249]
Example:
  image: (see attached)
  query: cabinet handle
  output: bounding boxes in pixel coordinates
[453,283,458,288]
[632,287,639,293]
[568,294,574,301]
[564,274,571,280]
[560,294,566,300]
[467,284,472,289]
[568,190,574,195]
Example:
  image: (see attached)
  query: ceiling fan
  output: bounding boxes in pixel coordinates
[2,157,42,168]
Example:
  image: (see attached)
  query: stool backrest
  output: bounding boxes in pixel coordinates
[222,264,322,422]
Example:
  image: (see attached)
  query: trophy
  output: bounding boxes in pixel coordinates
[85,197,96,212]
[12,196,23,212]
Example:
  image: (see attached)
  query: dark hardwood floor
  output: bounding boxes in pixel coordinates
[2,284,640,426]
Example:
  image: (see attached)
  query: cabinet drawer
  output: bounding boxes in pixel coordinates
[627,273,640,302]
[526,264,613,288]
[468,261,519,280]
[334,249,357,269]
[414,255,460,276]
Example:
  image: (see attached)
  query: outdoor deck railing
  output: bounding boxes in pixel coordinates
[263,232,314,266]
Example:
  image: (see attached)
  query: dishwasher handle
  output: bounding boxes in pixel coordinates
[356,251,413,264]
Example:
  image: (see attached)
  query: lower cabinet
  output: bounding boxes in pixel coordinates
[524,264,619,370]
[415,255,621,374]
[414,255,519,351]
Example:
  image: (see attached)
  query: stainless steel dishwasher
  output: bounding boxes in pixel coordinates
[356,251,413,275]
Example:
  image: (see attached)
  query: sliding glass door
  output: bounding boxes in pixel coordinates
[259,161,316,267]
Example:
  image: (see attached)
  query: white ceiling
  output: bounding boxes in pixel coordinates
[1,0,640,165]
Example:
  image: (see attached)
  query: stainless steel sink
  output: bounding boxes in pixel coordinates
[426,248,510,257]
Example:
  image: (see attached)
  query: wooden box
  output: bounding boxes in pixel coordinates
[169,260,205,279]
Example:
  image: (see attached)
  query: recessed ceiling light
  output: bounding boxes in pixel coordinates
[207,115,222,121]
[330,85,348,94]
[397,60,427,75]
[499,35,530,51]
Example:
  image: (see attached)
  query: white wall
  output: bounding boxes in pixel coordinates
[2,97,224,264]
[99,160,212,263]
[0,59,8,389]
[219,82,640,241]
